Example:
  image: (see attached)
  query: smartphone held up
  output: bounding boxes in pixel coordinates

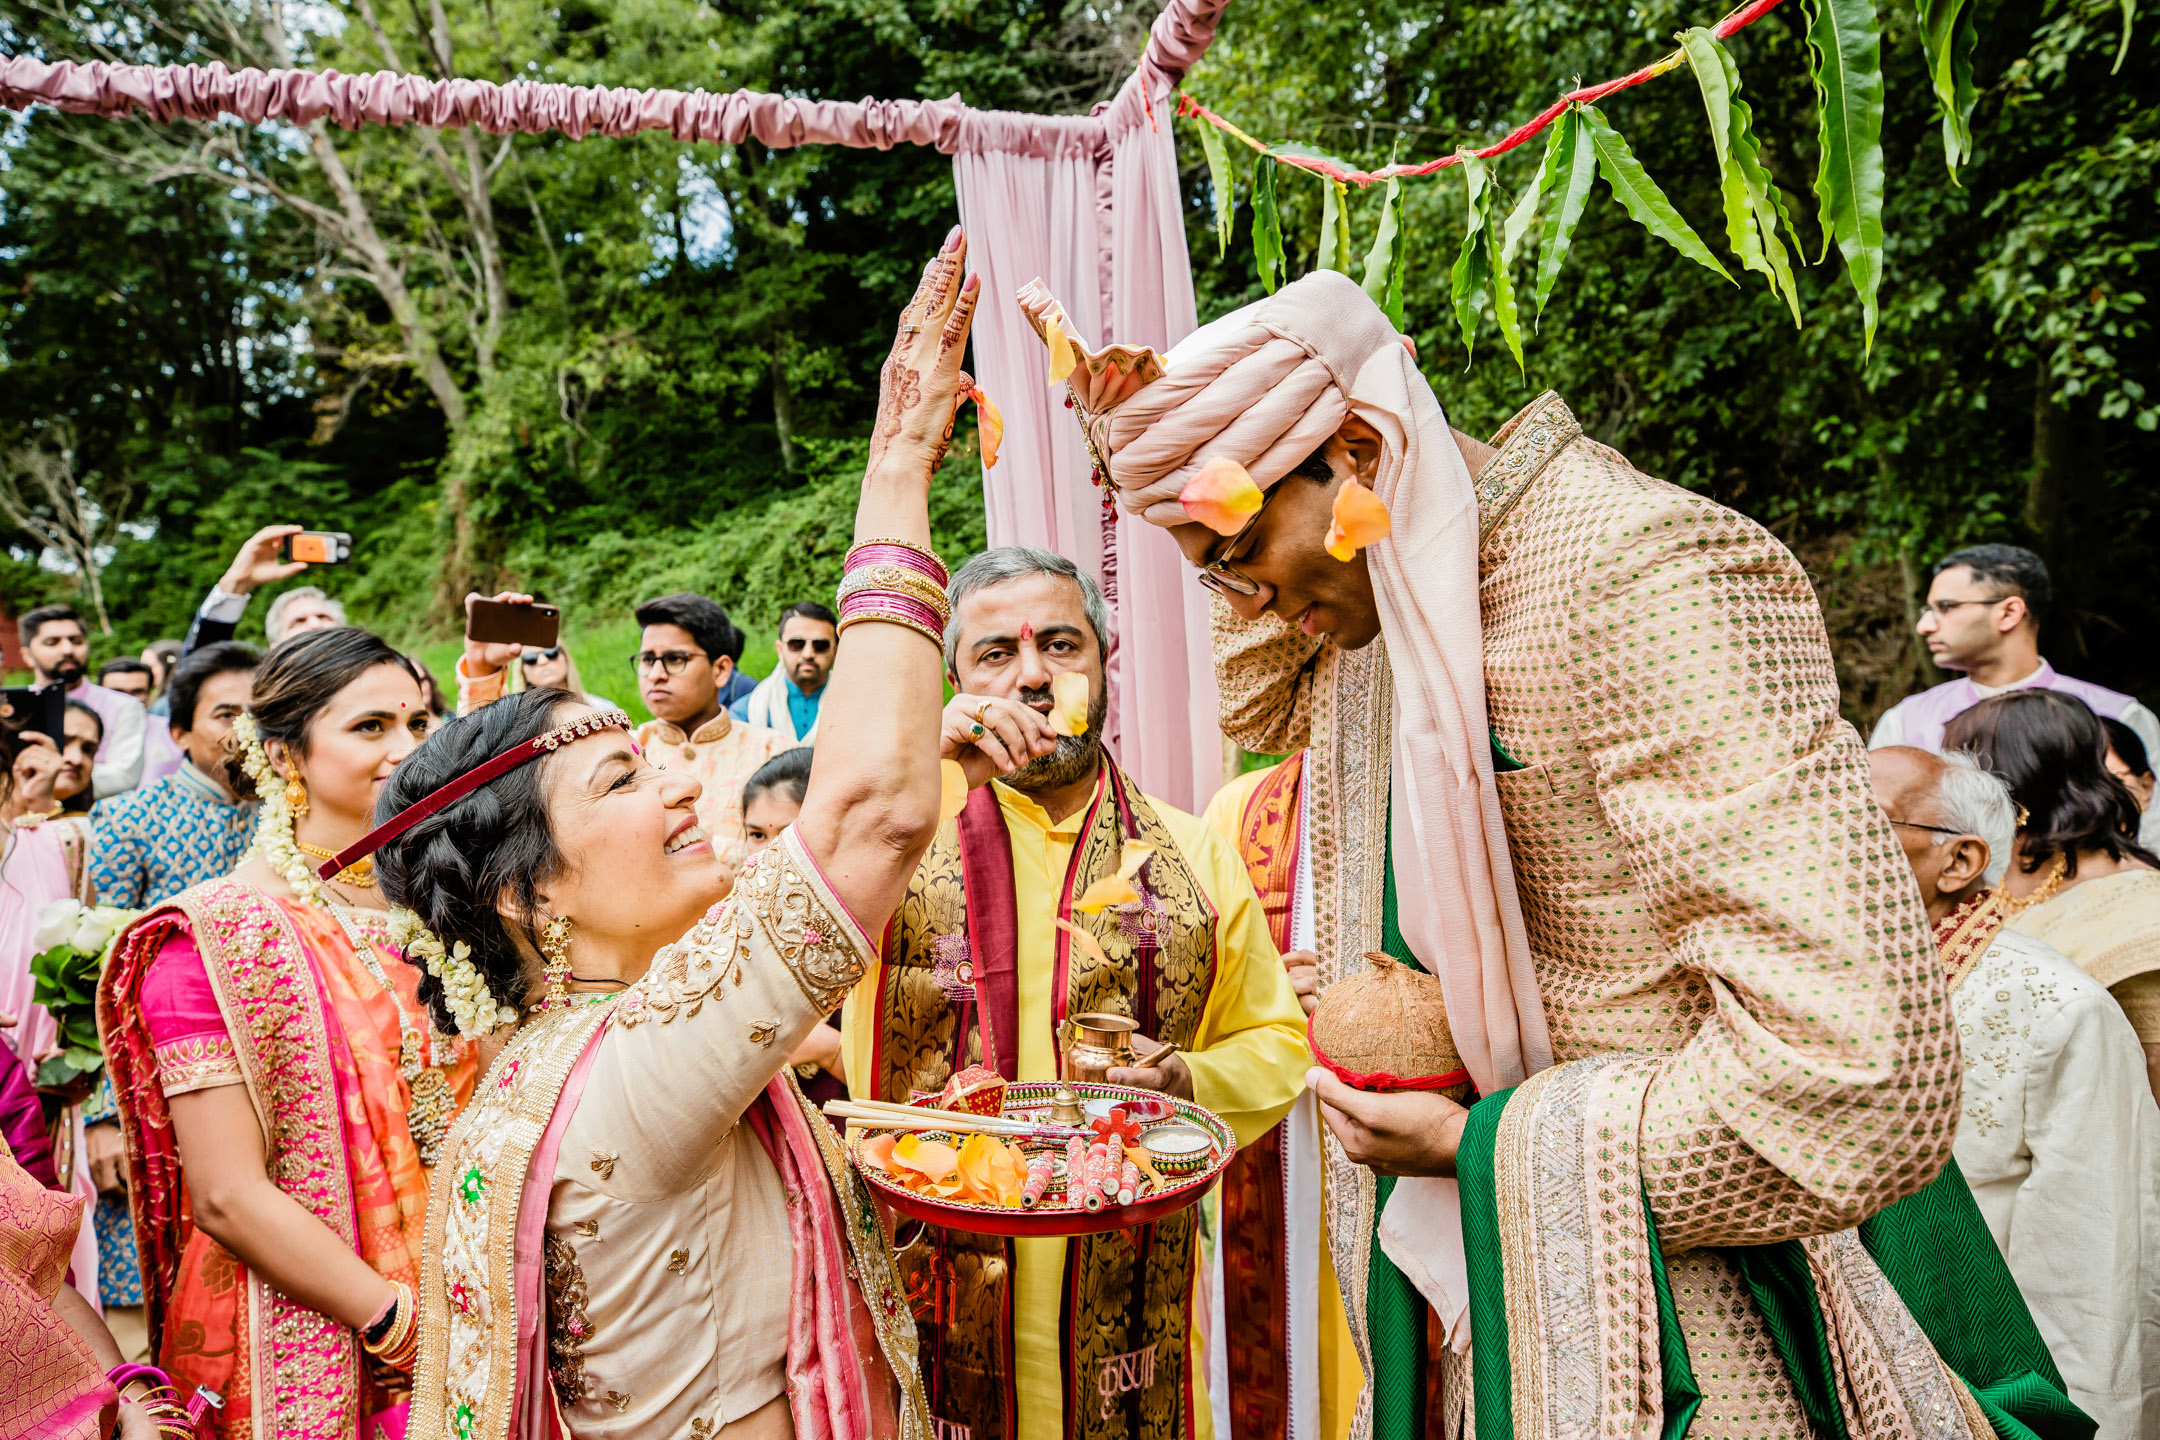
[280,531,353,565]
[467,599,561,650]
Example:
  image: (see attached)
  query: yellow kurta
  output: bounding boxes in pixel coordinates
[842,771,1308,1440]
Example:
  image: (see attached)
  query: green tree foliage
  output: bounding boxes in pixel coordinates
[0,0,2152,725]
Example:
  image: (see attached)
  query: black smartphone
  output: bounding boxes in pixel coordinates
[467,599,561,649]
[280,530,353,564]
[1,684,68,739]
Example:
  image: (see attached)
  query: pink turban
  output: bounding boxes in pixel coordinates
[1020,269,1551,1099]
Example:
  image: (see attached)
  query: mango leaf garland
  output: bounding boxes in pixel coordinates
[1252,158,1287,295]
[1916,0,1979,176]
[1448,153,1526,376]
[1197,117,1237,256]
[1580,105,1733,286]
[1533,107,1599,327]
[1684,28,1804,325]
[1803,0,1887,354]
[1359,175,1408,329]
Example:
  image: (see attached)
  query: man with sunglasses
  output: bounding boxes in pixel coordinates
[730,601,836,743]
[1028,270,2058,1440]
[628,591,786,890]
[1868,543,2160,758]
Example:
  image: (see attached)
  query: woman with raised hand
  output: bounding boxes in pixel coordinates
[373,232,976,1440]
[98,627,479,1439]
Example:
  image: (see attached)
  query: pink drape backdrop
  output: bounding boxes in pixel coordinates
[0,0,1230,809]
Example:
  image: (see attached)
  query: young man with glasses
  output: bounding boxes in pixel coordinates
[1868,543,2160,757]
[730,601,836,742]
[628,591,785,891]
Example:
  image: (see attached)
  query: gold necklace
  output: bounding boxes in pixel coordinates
[330,906,457,1168]
[296,839,376,888]
[1996,853,2069,917]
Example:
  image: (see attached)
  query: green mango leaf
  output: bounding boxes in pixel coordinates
[1684,28,1803,325]
[1581,105,1733,286]
[1267,141,1360,171]
[1196,117,1237,257]
[1360,174,1408,329]
[1803,0,1886,353]
[1534,107,1598,327]
[1500,170,1540,269]
[1253,158,1287,294]
[1916,0,1978,176]
[1318,178,1353,274]
[1450,153,1495,367]
[1492,215,1526,379]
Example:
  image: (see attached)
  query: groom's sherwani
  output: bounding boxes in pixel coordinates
[1216,394,2020,1439]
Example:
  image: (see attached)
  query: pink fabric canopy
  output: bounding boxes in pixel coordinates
[0,0,1229,809]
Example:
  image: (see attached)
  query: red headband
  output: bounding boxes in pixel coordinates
[318,708,635,880]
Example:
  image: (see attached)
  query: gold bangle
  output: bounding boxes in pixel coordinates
[835,608,945,651]
[837,563,952,621]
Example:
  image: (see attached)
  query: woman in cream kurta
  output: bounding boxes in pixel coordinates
[387,229,992,1440]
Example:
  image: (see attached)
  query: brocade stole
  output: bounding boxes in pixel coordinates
[871,763,1220,1440]
[1221,756,1304,1440]
[98,880,370,1440]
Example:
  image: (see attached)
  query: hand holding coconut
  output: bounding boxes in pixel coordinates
[1281,949,1320,1016]
[1305,951,1475,1176]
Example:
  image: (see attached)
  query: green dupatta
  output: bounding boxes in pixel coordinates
[1457,1091,2093,1440]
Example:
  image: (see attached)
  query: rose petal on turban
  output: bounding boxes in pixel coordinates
[939,759,969,822]
[1181,455,1266,536]
[1048,671,1090,737]
[969,385,1004,468]
[1045,316,1077,388]
[1324,475,1392,561]
[1073,842,1155,913]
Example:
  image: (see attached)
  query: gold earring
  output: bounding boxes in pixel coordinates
[540,917,573,1011]
[286,767,309,818]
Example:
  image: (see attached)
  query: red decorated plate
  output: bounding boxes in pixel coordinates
[846,1081,1236,1237]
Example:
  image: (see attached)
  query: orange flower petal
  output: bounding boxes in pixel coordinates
[1046,317,1077,387]
[892,1134,959,1183]
[1073,842,1155,913]
[1181,455,1266,537]
[1324,475,1392,561]
[970,386,1004,469]
[1055,917,1113,969]
[1048,671,1091,737]
[940,759,969,823]
[861,1132,898,1172]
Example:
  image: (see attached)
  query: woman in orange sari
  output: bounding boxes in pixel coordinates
[98,628,479,1438]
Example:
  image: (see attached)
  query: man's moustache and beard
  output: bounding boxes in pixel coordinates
[44,657,84,688]
[1001,680,1112,795]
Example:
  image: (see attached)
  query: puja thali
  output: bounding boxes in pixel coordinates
[837,1078,1236,1237]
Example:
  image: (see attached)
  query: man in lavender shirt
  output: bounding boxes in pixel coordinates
[18,604,147,797]
[1870,544,2160,759]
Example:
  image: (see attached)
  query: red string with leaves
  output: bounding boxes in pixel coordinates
[1175,0,1789,185]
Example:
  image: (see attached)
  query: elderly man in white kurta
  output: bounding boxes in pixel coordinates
[1872,745,2160,1438]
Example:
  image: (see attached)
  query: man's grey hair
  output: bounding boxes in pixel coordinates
[943,547,1112,671]
[1932,749,2018,887]
[265,586,347,642]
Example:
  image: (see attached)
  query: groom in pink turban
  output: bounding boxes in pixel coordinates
[1026,271,2085,1440]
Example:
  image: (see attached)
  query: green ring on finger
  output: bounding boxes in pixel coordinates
[970,722,985,738]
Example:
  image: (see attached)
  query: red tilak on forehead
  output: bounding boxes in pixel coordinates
[1020,622,1035,642]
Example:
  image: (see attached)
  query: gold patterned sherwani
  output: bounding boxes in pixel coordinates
[1215,394,1966,1438]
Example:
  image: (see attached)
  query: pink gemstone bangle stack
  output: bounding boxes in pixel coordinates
[837,538,951,649]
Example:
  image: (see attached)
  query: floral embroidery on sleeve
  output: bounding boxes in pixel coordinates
[153,1034,243,1095]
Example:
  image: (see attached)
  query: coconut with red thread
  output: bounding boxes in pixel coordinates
[1306,953,1473,1101]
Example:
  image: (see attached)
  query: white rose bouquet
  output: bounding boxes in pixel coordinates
[29,899,140,1092]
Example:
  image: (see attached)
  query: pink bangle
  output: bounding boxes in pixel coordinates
[845,540,948,587]
[836,592,946,649]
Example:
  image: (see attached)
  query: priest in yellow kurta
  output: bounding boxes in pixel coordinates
[840,544,1308,1440]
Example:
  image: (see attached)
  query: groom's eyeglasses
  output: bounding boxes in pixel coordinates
[1196,485,1282,598]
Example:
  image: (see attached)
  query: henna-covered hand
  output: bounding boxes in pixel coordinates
[865,226,981,481]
